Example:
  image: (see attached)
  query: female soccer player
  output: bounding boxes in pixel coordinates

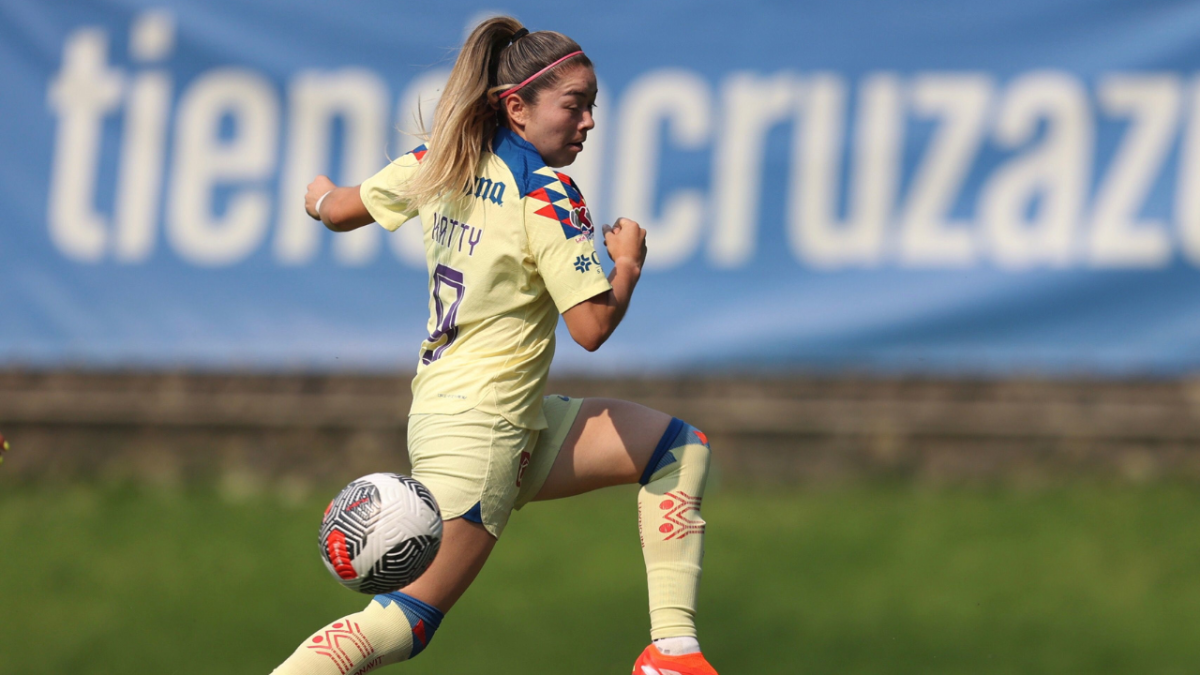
[275,17,717,675]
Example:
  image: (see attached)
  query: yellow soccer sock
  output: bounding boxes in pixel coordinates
[637,419,712,640]
[272,592,442,675]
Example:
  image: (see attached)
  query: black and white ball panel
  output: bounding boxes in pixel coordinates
[358,535,441,594]
[319,473,443,593]
[319,480,380,560]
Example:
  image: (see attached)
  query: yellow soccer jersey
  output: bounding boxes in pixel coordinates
[360,128,611,429]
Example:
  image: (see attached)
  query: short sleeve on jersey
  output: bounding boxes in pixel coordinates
[523,175,612,313]
[360,146,426,231]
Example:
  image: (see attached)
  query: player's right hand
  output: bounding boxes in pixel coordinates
[305,175,337,220]
[602,217,647,269]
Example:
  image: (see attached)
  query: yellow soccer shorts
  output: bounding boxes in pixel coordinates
[406,394,584,537]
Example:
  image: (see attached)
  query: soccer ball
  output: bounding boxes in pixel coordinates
[319,473,443,594]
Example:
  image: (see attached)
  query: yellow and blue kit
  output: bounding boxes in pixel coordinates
[273,129,714,675]
[359,128,611,537]
[361,127,611,430]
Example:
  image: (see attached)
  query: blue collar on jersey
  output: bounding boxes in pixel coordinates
[492,127,558,199]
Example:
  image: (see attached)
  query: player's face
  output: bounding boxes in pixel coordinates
[522,65,597,168]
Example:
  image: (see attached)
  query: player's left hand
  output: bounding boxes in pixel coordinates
[602,217,647,268]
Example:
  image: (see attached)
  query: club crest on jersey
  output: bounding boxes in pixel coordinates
[568,205,594,240]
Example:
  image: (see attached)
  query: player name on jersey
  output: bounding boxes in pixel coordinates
[429,213,483,257]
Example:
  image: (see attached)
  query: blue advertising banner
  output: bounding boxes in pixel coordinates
[3,0,1200,373]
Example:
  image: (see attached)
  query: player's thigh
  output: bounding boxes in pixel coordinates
[401,411,531,612]
[408,409,533,537]
[399,517,496,614]
[532,398,673,502]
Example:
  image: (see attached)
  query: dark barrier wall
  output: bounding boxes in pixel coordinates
[4,0,1200,373]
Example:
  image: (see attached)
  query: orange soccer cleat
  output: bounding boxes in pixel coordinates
[631,644,719,675]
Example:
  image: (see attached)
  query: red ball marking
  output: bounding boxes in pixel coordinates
[660,523,673,533]
[326,530,358,580]
[694,430,708,445]
[313,636,323,643]
[333,623,343,629]
[660,500,674,510]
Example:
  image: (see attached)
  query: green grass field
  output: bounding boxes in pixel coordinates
[3,480,1200,674]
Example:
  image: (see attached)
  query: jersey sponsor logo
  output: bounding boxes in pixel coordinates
[464,176,506,205]
[574,251,600,273]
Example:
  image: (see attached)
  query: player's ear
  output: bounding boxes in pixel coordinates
[504,94,529,127]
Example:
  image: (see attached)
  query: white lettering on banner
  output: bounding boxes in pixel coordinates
[274,69,389,266]
[613,69,712,270]
[789,73,903,268]
[709,71,797,269]
[43,14,1200,271]
[1177,77,1200,265]
[114,11,174,263]
[46,28,124,262]
[1087,74,1180,268]
[979,71,1092,269]
[389,68,449,268]
[898,73,994,267]
[167,68,279,266]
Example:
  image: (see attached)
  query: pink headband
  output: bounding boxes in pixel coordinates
[499,51,585,99]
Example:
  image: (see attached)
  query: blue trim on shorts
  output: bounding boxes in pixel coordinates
[640,417,686,485]
[461,501,484,524]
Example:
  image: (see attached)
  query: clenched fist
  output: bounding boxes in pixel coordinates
[601,217,647,269]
